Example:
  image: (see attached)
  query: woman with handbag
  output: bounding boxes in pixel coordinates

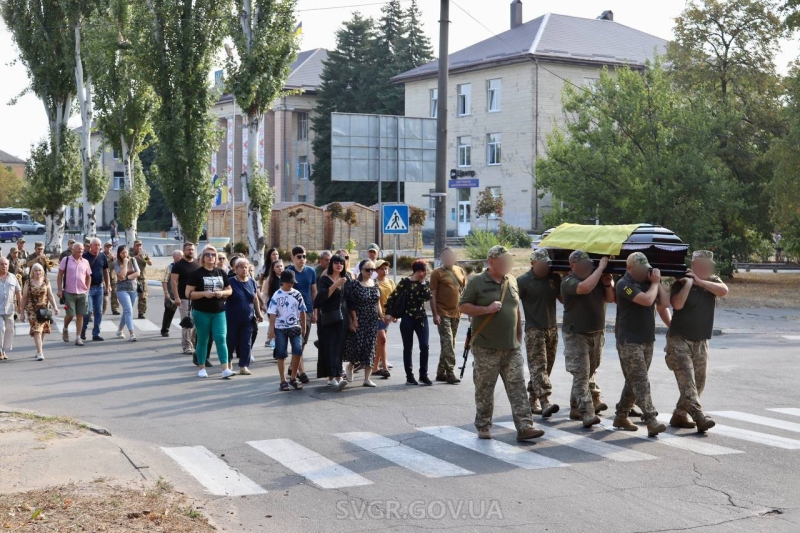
[114,245,140,341]
[314,253,351,390]
[385,260,432,385]
[20,263,59,361]
[226,258,263,376]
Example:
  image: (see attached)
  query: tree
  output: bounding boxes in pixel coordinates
[409,205,426,255]
[85,0,155,245]
[536,60,742,274]
[0,166,25,207]
[373,0,406,115]
[400,0,433,72]
[225,0,299,274]
[667,0,787,260]
[475,187,504,231]
[117,158,150,237]
[134,0,230,243]
[343,206,358,246]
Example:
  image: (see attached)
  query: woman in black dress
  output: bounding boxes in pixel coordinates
[315,254,351,391]
[344,261,381,387]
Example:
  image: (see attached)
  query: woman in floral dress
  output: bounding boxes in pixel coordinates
[20,263,59,361]
[344,260,381,387]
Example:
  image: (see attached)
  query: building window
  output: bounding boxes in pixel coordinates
[488,186,501,218]
[487,78,501,112]
[430,89,438,118]
[112,148,120,160]
[297,112,308,140]
[457,84,471,116]
[297,155,309,180]
[298,195,307,203]
[112,201,119,220]
[487,133,501,165]
[457,136,471,167]
[112,171,125,190]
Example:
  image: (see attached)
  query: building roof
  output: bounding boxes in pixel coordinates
[0,150,25,165]
[391,13,667,84]
[272,201,322,211]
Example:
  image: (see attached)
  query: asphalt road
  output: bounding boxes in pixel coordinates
[1,284,800,532]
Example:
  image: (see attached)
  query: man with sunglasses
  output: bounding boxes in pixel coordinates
[286,245,316,383]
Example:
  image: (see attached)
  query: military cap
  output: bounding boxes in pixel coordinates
[626,251,651,269]
[530,248,551,262]
[568,250,591,264]
[692,250,715,263]
[487,245,512,260]
[34,241,45,248]
[366,243,380,253]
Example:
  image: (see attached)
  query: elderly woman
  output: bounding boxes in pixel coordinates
[186,245,234,379]
[226,258,263,375]
[344,260,381,387]
[0,258,22,360]
[114,245,140,341]
[314,253,351,390]
[20,263,58,361]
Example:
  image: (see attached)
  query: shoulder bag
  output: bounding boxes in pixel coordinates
[320,277,345,326]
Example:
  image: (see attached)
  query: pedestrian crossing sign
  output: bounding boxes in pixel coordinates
[382,204,409,235]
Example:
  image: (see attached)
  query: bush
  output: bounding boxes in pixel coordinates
[498,223,532,248]
[464,230,511,260]
[233,241,249,255]
[381,254,417,271]
[307,250,320,263]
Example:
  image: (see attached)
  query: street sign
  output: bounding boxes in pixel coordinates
[448,178,479,189]
[450,169,476,178]
[382,204,409,235]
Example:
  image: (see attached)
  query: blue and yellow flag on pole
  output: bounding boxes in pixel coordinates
[294,21,303,37]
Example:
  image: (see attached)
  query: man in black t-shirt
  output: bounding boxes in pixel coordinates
[170,242,199,354]
[666,250,728,433]
[613,252,669,437]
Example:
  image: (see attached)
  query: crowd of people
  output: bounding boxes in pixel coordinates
[0,236,729,445]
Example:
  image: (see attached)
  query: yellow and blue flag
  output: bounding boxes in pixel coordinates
[294,21,303,37]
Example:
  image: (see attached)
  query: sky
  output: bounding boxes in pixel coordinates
[1,0,798,160]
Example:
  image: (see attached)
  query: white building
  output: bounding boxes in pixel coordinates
[391,3,666,236]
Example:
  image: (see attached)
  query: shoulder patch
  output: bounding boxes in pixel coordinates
[624,286,633,296]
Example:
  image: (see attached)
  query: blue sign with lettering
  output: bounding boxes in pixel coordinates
[448,178,479,189]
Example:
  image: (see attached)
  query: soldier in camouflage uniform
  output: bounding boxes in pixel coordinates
[612,252,669,436]
[459,246,544,442]
[666,250,728,433]
[132,240,152,319]
[561,250,615,428]
[517,248,562,418]
[103,241,119,315]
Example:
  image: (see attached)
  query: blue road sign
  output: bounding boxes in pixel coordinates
[448,178,479,188]
[382,204,410,235]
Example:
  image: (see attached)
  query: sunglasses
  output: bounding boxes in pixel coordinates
[295,254,306,259]
[203,252,217,258]
[331,260,344,265]
[363,268,375,273]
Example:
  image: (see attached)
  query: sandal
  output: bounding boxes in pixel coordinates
[280,381,290,392]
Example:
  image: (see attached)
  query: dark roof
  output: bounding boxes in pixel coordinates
[391,13,667,83]
[0,150,25,165]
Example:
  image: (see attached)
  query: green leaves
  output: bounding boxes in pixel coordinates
[117,158,150,229]
[23,127,82,216]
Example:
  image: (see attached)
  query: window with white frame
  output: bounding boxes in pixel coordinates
[430,89,438,118]
[297,112,308,140]
[112,148,120,160]
[112,171,125,190]
[487,78,501,112]
[297,155,309,180]
[457,136,471,167]
[488,186,501,218]
[457,84,471,116]
[487,133,501,165]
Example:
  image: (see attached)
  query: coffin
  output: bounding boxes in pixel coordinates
[538,223,688,278]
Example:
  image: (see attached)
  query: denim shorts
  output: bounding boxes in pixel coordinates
[377,319,389,331]
[273,328,303,359]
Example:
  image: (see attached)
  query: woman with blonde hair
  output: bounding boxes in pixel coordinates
[20,263,59,361]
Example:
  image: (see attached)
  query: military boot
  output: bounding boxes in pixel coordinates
[694,413,716,433]
[592,393,608,414]
[477,427,492,440]
[540,398,560,419]
[582,411,601,428]
[569,407,582,420]
[530,397,542,415]
[646,419,667,437]
[669,412,696,429]
[629,404,643,418]
[613,415,638,431]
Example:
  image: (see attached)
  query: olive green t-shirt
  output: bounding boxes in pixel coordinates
[459,271,520,350]
[669,276,722,340]
[517,270,562,330]
[561,274,607,334]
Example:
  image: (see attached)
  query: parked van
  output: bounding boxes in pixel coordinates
[0,208,34,225]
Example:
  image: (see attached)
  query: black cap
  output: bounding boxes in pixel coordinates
[280,270,296,284]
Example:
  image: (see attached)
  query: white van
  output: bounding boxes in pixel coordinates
[0,209,34,225]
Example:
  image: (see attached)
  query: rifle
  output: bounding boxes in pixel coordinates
[459,326,473,379]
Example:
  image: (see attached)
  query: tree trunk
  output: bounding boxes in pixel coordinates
[43,96,72,255]
[75,21,95,240]
[122,136,136,246]
[245,113,266,274]
[45,209,66,255]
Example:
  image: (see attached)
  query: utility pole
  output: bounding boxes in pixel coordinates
[433,0,450,259]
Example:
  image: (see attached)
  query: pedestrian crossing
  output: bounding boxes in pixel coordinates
[161,408,800,497]
[11,315,209,336]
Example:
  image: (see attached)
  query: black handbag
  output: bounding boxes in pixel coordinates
[320,308,344,326]
[36,308,53,322]
[136,279,144,294]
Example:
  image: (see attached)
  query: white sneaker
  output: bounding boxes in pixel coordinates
[36,353,44,361]
[346,363,353,383]
[129,334,137,342]
[221,369,236,379]
[337,378,348,391]
[197,368,208,378]
[387,362,394,369]
[116,330,125,339]
[363,379,377,388]
[250,354,256,363]
[327,378,335,387]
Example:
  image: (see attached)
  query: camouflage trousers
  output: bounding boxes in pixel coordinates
[137,278,148,316]
[525,327,558,402]
[615,341,658,423]
[665,333,709,419]
[436,317,460,377]
[563,331,604,416]
[104,277,119,314]
[472,345,534,432]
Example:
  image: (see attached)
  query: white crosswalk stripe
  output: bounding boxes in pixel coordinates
[781,335,800,340]
[710,411,800,434]
[247,439,372,489]
[656,415,800,450]
[495,422,657,462]
[598,419,742,456]
[161,446,267,497]
[336,432,474,478]
[767,408,800,418]
[418,426,568,470]
[132,318,161,332]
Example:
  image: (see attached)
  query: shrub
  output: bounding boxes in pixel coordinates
[233,241,249,255]
[464,230,511,260]
[498,223,532,248]
[381,254,417,271]
[307,251,320,263]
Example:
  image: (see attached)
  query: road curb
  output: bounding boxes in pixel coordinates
[0,407,112,436]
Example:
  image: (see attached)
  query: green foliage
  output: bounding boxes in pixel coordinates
[381,253,417,271]
[498,223,532,249]
[116,158,150,229]
[475,188,504,219]
[0,166,25,207]
[327,202,343,220]
[345,239,358,254]
[233,241,249,255]
[464,230,511,261]
[23,128,82,216]
[409,206,426,228]
[247,169,275,235]
[86,155,109,205]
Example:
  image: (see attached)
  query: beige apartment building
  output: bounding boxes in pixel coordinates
[391,3,666,236]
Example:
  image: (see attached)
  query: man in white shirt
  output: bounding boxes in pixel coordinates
[0,257,22,360]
